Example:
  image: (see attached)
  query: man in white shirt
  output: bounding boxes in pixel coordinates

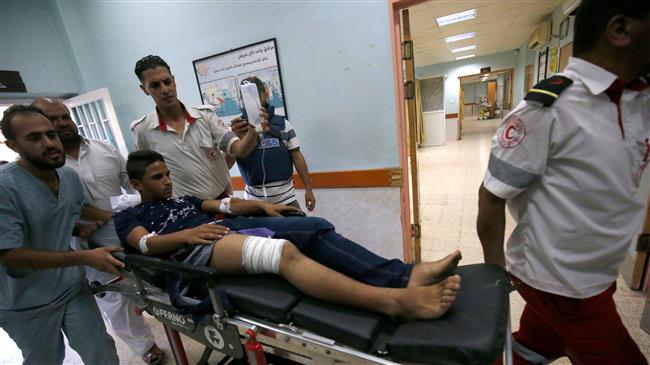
[477,1,649,364]
[131,55,265,200]
[31,99,164,365]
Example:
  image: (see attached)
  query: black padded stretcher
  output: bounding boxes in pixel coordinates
[95,253,512,365]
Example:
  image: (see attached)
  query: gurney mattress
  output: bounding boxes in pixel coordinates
[219,264,509,364]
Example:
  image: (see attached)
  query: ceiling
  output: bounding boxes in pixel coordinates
[407,0,563,67]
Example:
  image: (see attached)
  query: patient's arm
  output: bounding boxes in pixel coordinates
[0,247,124,276]
[125,224,231,255]
[201,197,301,216]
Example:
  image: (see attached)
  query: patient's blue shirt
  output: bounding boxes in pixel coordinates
[115,196,215,257]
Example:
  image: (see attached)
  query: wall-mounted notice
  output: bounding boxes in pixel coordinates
[193,38,288,123]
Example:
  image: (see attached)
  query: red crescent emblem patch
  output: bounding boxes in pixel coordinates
[498,116,526,148]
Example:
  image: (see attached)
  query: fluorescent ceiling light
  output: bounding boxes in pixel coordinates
[436,9,477,27]
[451,45,477,53]
[445,32,476,43]
[456,54,475,60]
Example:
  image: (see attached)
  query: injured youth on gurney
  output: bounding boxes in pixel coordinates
[114,150,463,320]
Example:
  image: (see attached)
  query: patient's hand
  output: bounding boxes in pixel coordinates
[183,224,231,245]
[262,203,302,217]
[83,246,125,276]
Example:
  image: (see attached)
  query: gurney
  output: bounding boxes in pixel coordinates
[93,252,514,365]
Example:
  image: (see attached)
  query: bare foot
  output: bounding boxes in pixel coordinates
[394,274,462,320]
[407,250,462,287]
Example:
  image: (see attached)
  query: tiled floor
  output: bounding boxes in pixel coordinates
[418,116,650,364]
[1,117,648,364]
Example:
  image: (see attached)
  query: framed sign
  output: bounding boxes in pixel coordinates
[537,47,548,82]
[549,47,558,74]
[193,38,288,122]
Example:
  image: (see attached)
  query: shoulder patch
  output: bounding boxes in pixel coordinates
[524,75,573,107]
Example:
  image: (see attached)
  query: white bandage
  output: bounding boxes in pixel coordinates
[219,197,233,214]
[241,237,286,274]
[139,232,157,254]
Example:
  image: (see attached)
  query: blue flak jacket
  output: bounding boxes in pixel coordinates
[237,105,294,186]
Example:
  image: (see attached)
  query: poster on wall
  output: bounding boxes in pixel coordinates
[193,38,288,123]
[537,47,548,82]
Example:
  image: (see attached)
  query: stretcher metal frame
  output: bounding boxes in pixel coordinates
[93,252,514,365]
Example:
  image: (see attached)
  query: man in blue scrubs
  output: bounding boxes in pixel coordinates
[0,105,122,364]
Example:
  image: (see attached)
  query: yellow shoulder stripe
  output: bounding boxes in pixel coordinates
[529,88,558,98]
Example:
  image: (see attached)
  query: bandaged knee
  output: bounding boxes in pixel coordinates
[241,236,287,274]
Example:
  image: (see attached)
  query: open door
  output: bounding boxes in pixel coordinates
[401,9,422,264]
[64,88,128,157]
[487,80,497,119]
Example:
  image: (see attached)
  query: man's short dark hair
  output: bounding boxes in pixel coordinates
[1,104,49,141]
[574,0,650,56]
[126,150,166,179]
[242,76,266,97]
[134,55,171,82]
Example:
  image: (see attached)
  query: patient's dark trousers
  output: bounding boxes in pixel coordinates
[221,216,414,288]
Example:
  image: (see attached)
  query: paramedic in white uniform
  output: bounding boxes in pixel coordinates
[477,1,650,364]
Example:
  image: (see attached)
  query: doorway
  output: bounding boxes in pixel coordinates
[458,68,514,137]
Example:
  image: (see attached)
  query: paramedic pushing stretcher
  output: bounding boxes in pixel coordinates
[115,150,463,320]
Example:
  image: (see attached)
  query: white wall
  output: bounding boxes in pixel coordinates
[0,1,80,95]
[52,2,401,174]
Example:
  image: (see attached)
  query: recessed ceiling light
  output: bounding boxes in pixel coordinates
[445,32,476,43]
[456,54,476,60]
[451,45,477,53]
[436,9,477,27]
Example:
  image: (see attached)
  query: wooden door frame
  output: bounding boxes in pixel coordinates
[388,0,428,262]
[457,68,515,139]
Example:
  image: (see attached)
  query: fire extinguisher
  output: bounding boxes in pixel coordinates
[244,327,266,365]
